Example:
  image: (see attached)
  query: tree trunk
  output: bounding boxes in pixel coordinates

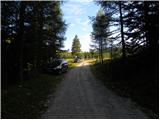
[100,39,103,63]
[17,2,25,85]
[144,2,150,48]
[110,43,113,60]
[119,2,126,59]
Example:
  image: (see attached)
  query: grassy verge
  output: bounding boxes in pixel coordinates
[91,58,158,118]
[66,58,82,70]
[2,73,63,119]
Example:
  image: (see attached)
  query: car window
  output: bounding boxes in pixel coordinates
[48,60,61,67]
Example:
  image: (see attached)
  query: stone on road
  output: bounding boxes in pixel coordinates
[41,61,148,119]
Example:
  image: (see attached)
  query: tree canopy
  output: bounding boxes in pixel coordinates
[91,9,110,63]
[2,1,67,86]
[97,1,159,58]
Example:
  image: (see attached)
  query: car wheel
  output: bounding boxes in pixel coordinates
[66,66,68,72]
[58,69,62,74]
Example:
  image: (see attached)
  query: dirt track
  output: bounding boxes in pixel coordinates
[41,60,148,119]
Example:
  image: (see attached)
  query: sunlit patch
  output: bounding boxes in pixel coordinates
[76,60,96,67]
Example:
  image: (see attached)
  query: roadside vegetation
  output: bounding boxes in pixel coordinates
[2,74,63,119]
[91,54,158,118]
[89,1,158,119]
[2,2,68,118]
[2,1,158,119]
[2,57,82,119]
[66,58,82,69]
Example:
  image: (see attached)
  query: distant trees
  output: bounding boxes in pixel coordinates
[91,9,110,63]
[57,50,72,59]
[71,35,81,56]
[2,1,67,86]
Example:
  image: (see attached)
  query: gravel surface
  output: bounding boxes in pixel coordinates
[41,61,148,119]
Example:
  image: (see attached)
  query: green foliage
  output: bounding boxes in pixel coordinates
[71,35,81,56]
[91,9,110,63]
[1,1,67,85]
[57,50,72,59]
[123,1,159,55]
[98,1,159,57]
[93,2,159,117]
[83,52,93,59]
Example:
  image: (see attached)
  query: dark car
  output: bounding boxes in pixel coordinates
[45,59,68,74]
[74,57,81,63]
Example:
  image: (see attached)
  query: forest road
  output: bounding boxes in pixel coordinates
[41,60,148,119]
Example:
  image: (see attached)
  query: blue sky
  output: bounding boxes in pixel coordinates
[61,1,101,52]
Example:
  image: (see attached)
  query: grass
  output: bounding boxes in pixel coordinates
[85,59,97,65]
[2,73,63,119]
[66,58,82,69]
[91,57,159,119]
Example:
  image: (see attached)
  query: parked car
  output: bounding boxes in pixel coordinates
[74,57,81,63]
[45,59,68,74]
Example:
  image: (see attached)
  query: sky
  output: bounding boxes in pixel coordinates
[61,1,101,52]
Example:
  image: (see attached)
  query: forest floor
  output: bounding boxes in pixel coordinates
[41,60,148,119]
[1,59,82,119]
[2,74,63,119]
[91,58,159,118]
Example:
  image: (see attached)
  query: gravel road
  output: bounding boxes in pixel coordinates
[41,60,148,119]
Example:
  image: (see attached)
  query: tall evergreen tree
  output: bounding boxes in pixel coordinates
[91,9,110,63]
[1,1,67,86]
[71,35,81,56]
[17,2,26,84]
[97,1,127,59]
[98,1,159,56]
[123,1,159,55]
